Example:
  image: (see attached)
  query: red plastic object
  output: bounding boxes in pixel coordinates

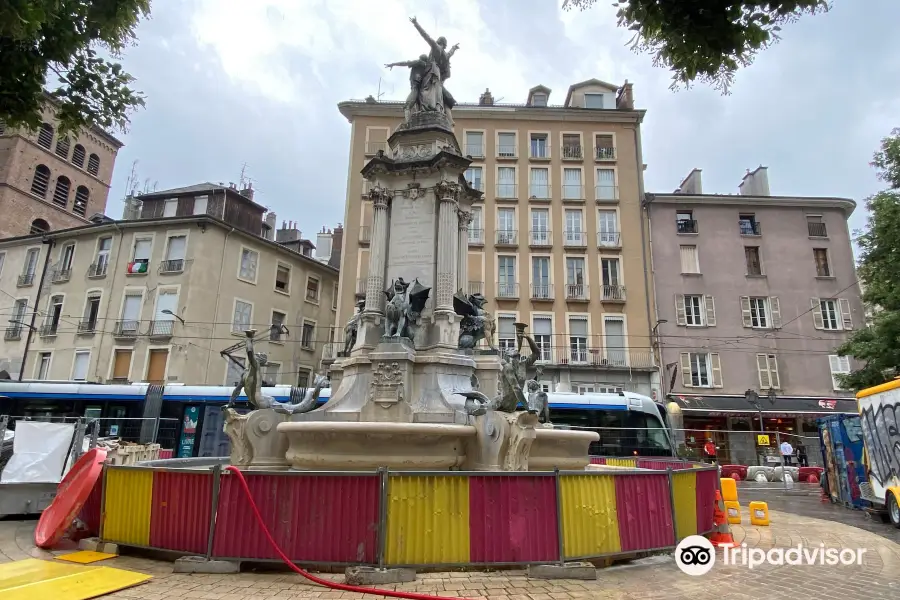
[719,464,748,480]
[34,447,107,549]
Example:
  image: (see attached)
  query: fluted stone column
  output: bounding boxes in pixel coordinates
[365,187,390,314]
[457,209,471,294]
[435,182,459,311]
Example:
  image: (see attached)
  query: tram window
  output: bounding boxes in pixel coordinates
[84,406,102,419]
[553,409,672,457]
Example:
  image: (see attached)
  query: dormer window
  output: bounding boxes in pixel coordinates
[584,93,605,109]
[532,93,547,107]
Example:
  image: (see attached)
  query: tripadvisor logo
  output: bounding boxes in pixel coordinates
[675,536,868,575]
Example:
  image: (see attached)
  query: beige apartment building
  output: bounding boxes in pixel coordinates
[0,183,339,386]
[0,96,122,238]
[336,80,660,396]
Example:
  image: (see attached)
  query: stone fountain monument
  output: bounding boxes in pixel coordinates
[244,17,597,471]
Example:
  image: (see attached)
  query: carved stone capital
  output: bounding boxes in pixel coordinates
[435,180,460,202]
[456,209,472,229]
[370,186,390,208]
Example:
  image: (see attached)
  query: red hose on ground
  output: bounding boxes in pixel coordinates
[225,466,469,600]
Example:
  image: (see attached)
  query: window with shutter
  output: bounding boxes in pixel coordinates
[680,245,699,273]
[680,352,692,387]
[756,354,780,389]
[740,296,753,327]
[498,314,517,354]
[232,300,252,333]
[769,297,781,328]
[838,298,852,330]
[705,295,717,326]
[675,294,687,326]
[810,297,825,329]
[533,316,553,361]
[828,355,851,390]
[710,353,723,387]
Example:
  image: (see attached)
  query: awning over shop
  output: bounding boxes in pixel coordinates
[668,394,857,416]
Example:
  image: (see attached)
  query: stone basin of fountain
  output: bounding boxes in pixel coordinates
[529,427,600,471]
[277,421,476,470]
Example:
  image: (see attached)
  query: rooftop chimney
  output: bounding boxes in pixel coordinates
[675,169,703,194]
[239,181,254,201]
[276,220,301,243]
[616,80,634,110]
[739,166,770,196]
[479,88,494,106]
[263,212,277,241]
[329,224,343,270]
[316,227,333,263]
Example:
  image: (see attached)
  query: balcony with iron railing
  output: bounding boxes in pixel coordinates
[4,326,22,341]
[465,144,484,158]
[497,144,517,159]
[77,320,97,335]
[87,262,108,278]
[149,320,175,338]
[562,185,585,201]
[17,273,35,287]
[159,259,185,274]
[468,228,485,245]
[496,183,518,199]
[562,145,584,161]
[528,184,551,201]
[529,230,551,247]
[40,322,59,337]
[565,283,589,302]
[493,337,654,369]
[365,141,387,155]
[808,221,828,237]
[359,226,372,245]
[114,320,140,338]
[676,219,698,234]
[595,185,619,202]
[563,230,587,248]
[496,282,519,299]
[602,284,627,302]
[595,146,616,161]
[530,283,554,301]
[739,221,762,236]
[468,281,484,296]
[52,267,72,283]
[495,229,518,246]
[597,231,621,248]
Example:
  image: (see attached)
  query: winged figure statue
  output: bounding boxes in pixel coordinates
[384,277,431,341]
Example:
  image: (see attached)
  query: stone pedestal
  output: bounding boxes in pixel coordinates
[222,408,290,469]
[462,411,539,471]
[528,427,600,471]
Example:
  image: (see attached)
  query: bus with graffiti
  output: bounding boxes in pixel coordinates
[857,378,900,528]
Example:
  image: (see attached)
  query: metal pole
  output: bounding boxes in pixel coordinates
[554,468,565,566]
[776,431,787,494]
[206,464,222,559]
[376,467,388,569]
[99,466,108,541]
[18,237,55,381]
[666,467,678,542]
[0,416,7,446]
[88,419,99,450]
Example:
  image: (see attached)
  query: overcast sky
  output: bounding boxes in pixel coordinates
[108,0,899,243]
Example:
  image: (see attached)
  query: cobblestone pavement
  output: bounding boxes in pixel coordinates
[2,507,900,600]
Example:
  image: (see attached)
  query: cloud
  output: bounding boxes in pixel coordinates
[108,0,899,246]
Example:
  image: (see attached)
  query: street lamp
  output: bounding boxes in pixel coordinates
[745,388,763,433]
[160,309,185,325]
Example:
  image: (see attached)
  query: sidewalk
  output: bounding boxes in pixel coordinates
[2,509,899,599]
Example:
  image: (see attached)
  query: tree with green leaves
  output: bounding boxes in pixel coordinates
[835,129,900,391]
[0,0,151,135]
[562,0,830,92]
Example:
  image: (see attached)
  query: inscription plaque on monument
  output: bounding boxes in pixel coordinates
[387,195,436,302]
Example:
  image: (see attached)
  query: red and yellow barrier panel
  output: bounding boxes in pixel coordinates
[99,462,717,567]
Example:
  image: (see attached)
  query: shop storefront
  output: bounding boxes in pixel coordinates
[669,394,857,466]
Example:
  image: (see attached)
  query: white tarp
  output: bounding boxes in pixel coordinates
[0,422,75,484]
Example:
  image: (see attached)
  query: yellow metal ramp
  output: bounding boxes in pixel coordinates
[0,557,151,600]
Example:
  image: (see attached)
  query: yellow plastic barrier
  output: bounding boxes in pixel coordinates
[724,500,742,525]
[749,501,770,526]
[720,477,738,503]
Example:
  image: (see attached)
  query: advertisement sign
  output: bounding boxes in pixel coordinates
[177,405,200,458]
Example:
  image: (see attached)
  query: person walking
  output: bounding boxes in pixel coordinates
[703,438,718,465]
[796,439,808,467]
[780,438,794,466]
